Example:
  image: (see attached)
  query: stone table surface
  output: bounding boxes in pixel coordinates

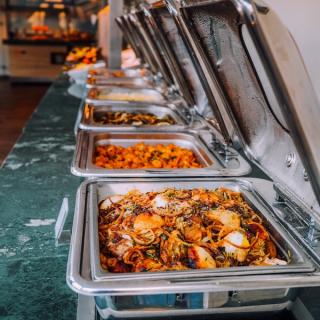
[0,76,82,320]
[0,76,319,320]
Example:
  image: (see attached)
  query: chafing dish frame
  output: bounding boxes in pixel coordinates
[78,102,191,132]
[86,76,154,89]
[71,130,251,178]
[67,177,320,298]
[86,85,169,106]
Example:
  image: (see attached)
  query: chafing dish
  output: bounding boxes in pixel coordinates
[88,179,313,282]
[67,178,317,319]
[75,3,251,172]
[86,76,153,89]
[88,67,148,79]
[68,0,320,318]
[71,130,251,178]
[79,102,189,132]
[86,86,167,105]
[79,5,226,135]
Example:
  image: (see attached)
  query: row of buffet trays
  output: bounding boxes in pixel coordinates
[66,0,320,319]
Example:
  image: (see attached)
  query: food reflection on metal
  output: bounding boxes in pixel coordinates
[94,143,203,169]
[93,111,176,126]
[98,188,288,273]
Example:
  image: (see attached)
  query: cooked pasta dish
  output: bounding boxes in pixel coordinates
[98,188,287,273]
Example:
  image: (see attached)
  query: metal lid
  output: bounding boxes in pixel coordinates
[133,10,176,86]
[115,16,142,62]
[146,5,201,108]
[143,3,227,131]
[124,13,160,76]
[169,0,320,216]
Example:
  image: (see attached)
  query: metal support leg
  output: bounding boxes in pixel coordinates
[77,295,97,320]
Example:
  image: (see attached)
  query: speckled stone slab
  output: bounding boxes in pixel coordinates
[1,77,319,320]
[0,76,82,320]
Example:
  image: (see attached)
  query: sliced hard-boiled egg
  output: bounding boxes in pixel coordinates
[133,213,164,231]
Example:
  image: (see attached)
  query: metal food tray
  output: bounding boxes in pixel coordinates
[86,76,153,89]
[79,102,189,132]
[89,179,313,282]
[67,178,318,298]
[86,86,167,105]
[87,68,148,78]
[71,130,251,178]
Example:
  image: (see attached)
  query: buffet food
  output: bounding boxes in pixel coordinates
[66,47,100,65]
[88,68,147,78]
[89,69,126,78]
[94,111,176,126]
[88,88,162,103]
[98,187,288,273]
[94,143,202,169]
[87,71,126,85]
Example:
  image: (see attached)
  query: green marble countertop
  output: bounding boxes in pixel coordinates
[1,76,319,320]
[0,76,82,320]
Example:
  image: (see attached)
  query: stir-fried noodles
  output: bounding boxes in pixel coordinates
[98,188,287,273]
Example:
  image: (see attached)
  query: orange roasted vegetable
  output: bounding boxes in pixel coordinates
[93,143,203,169]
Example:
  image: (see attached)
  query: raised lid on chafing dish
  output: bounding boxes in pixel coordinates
[144,3,224,134]
[115,16,142,62]
[168,0,320,221]
[67,178,320,297]
[79,102,189,132]
[89,180,313,282]
[124,14,159,75]
[144,5,198,108]
[134,10,176,89]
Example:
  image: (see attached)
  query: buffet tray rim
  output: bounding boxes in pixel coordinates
[66,177,320,297]
[78,102,191,132]
[88,178,314,281]
[71,129,252,178]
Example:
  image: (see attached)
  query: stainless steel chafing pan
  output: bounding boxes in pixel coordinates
[79,102,189,132]
[86,86,167,105]
[86,76,153,89]
[69,178,307,319]
[67,177,320,299]
[88,179,313,282]
[86,65,153,90]
[87,67,149,79]
[71,130,251,178]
